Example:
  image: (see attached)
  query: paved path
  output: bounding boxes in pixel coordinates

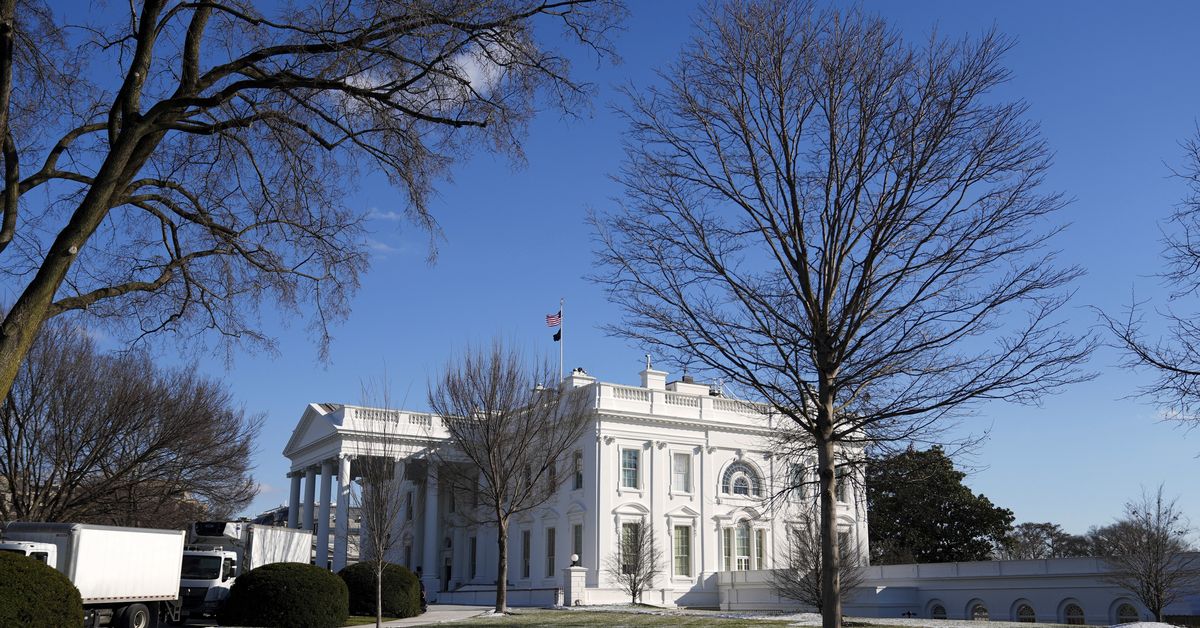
[354,604,493,627]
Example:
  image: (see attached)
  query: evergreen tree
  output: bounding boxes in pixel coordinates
[867,447,1014,564]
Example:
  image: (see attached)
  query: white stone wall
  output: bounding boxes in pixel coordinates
[718,557,1200,623]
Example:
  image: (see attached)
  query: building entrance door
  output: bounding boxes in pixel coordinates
[442,556,452,592]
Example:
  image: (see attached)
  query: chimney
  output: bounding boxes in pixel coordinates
[565,367,596,389]
[640,367,667,391]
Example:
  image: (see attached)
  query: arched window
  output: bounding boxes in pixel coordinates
[721,462,761,497]
[1116,603,1138,624]
[1016,604,1035,623]
[931,604,947,620]
[971,603,989,621]
[1064,603,1085,625]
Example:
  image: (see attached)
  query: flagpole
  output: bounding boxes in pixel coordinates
[559,297,564,383]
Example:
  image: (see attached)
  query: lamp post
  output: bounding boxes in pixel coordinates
[570,553,580,567]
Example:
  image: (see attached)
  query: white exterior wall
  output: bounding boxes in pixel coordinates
[718,557,1200,624]
[282,367,867,608]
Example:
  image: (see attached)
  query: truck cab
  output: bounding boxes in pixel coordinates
[0,540,58,567]
[179,547,237,616]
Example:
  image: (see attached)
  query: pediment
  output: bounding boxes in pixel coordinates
[713,505,764,523]
[664,505,700,519]
[612,501,650,516]
[283,403,341,458]
[566,500,588,515]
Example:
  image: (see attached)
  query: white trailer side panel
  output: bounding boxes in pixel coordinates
[246,525,312,571]
[4,522,185,604]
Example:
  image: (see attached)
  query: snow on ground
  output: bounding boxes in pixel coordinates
[557,604,1185,627]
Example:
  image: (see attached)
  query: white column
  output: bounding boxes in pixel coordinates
[288,473,301,529]
[421,463,440,599]
[316,459,334,569]
[302,466,317,531]
[332,455,352,572]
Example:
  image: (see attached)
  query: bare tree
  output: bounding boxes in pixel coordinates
[1101,486,1198,621]
[0,0,623,402]
[354,455,408,627]
[1103,131,1200,432]
[0,317,260,527]
[427,341,592,613]
[772,513,865,612]
[592,3,1094,627]
[342,375,418,628]
[999,522,1089,560]
[604,517,662,606]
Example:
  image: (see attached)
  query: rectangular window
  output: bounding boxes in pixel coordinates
[524,464,533,491]
[790,463,805,501]
[404,544,412,569]
[722,528,732,571]
[673,525,691,577]
[573,524,583,563]
[545,528,556,577]
[755,528,766,569]
[735,525,751,571]
[404,492,412,521]
[469,537,477,579]
[837,528,851,559]
[621,448,640,489]
[835,467,849,503]
[672,453,691,492]
[573,451,584,490]
[448,488,455,513]
[548,460,558,493]
[620,522,640,574]
[521,529,531,579]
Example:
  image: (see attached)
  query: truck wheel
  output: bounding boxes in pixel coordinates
[119,604,151,628]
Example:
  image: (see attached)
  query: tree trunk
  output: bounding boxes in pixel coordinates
[0,134,141,402]
[816,386,841,628]
[496,517,509,614]
[376,563,383,628]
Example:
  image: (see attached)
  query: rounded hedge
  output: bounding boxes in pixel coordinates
[220,562,348,628]
[338,561,422,618]
[0,551,84,628]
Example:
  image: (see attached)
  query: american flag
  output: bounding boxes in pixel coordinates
[546,311,562,327]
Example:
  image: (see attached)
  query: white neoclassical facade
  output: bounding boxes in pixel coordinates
[281,363,1200,620]
[282,365,867,607]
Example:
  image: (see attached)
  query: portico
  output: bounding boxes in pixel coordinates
[282,402,448,591]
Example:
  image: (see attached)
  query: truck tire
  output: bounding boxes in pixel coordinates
[118,603,151,628]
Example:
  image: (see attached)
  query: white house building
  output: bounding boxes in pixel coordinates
[282,364,867,608]
[281,363,1199,621]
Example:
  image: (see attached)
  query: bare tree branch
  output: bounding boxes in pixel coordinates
[592,3,1093,627]
[0,0,625,402]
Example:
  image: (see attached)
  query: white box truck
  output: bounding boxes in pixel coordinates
[179,520,313,618]
[0,521,185,628]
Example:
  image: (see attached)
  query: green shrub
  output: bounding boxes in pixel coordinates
[220,562,348,628]
[338,561,422,618]
[0,551,84,628]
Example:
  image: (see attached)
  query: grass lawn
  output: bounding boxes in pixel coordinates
[343,616,400,625]
[453,609,796,626]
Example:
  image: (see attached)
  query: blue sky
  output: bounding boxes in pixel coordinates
[122,1,1200,533]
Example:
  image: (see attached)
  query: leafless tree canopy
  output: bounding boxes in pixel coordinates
[0,318,260,528]
[0,0,622,402]
[1103,132,1200,431]
[592,2,1093,626]
[1100,486,1198,622]
[427,341,592,613]
[771,513,865,612]
[603,518,662,606]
